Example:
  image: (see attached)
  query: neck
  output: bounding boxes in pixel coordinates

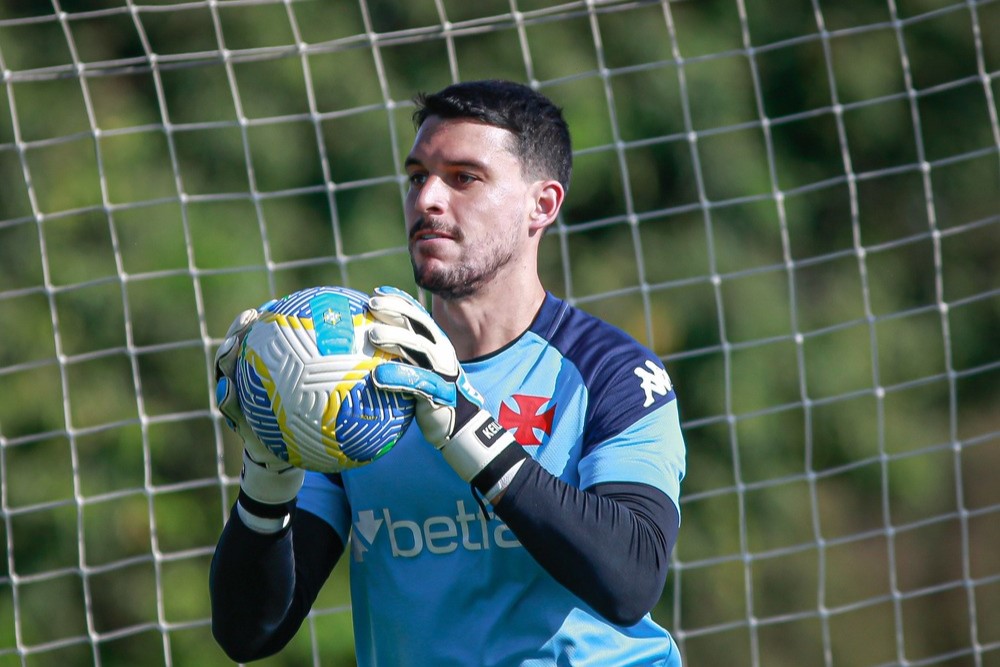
[431,276,546,361]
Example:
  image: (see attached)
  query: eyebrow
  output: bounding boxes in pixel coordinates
[404,155,489,172]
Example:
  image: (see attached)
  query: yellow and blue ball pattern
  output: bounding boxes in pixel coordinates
[235,286,415,472]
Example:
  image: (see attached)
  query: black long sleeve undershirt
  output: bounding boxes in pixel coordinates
[209,464,679,660]
[494,457,679,626]
[210,507,344,663]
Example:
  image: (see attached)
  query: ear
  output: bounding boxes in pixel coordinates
[527,179,565,234]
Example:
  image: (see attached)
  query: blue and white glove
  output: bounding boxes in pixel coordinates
[367,286,528,502]
[214,303,304,533]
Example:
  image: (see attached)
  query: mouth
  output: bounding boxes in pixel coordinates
[410,220,458,243]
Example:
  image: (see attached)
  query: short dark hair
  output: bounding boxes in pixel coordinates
[413,79,572,191]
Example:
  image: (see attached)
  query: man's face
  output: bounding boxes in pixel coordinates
[403,116,535,300]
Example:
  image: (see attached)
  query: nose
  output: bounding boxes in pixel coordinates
[412,174,447,217]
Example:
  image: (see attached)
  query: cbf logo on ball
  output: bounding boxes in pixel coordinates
[235,286,415,473]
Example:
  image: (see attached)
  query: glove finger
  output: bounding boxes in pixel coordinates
[215,376,245,429]
[372,285,423,308]
[215,308,261,378]
[368,293,441,341]
[367,295,420,326]
[365,305,408,329]
[371,362,457,407]
[214,334,241,380]
[368,323,437,370]
[225,308,261,338]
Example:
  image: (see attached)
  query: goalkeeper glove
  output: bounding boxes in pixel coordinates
[366,286,528,502]
[214,303,304,533]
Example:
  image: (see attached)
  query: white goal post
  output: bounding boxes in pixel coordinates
[1,1,998,666]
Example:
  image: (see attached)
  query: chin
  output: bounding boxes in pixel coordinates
[415,271,479,301]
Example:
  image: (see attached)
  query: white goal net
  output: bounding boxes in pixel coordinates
[1,1,998,666]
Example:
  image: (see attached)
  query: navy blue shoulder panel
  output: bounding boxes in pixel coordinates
[529,293,676,452]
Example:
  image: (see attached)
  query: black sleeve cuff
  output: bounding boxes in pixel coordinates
[470,441,529,497]
[237,489,296,520]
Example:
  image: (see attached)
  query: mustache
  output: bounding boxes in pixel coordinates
[409,218,460,241]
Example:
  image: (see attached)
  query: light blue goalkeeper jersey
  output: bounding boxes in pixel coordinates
[298,292,686,666]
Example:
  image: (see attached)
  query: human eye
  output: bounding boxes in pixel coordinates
[454,172,478,186]
[407,171,427,188]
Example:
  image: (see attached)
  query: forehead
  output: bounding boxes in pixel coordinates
[407,116,518,168]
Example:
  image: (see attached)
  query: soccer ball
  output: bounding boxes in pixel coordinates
[234,286,415,473]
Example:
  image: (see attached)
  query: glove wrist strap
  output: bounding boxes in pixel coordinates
[235,488,295,534]
[480,458,527,503]
[239,450,305,505]
[441,410,529,488]
[237,501,292,534]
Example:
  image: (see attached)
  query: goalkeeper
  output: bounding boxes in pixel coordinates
[210,79,687,666]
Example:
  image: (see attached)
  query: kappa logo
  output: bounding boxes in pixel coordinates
[634,360,673,408]
[498,394,556,446]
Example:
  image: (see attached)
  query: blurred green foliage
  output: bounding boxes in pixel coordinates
[1,1,998,666]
